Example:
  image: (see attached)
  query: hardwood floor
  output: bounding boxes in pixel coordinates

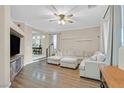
[11,60,100,88]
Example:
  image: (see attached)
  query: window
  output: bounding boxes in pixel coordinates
[53,34,57,49]
[122,28,124,45]
[32,35,41,48]
[103,20,110,54]
[121,6,124,45]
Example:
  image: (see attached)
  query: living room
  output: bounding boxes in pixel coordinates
[0,4,124,89]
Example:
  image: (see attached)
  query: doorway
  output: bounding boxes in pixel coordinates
[32,31,45,62]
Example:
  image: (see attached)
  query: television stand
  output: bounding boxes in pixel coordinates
[10,55,24,81]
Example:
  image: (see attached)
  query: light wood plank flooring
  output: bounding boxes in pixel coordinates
[11,60,100,88]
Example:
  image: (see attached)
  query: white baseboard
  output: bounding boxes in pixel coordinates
[32,57,46,63]
[24,57,47,66]
[24,62,33,66]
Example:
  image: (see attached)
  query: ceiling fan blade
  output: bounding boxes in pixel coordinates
[66,20,74,23]
[67,14,73,18]
[65,6,78,15]
[54,13,59,17]
[45,5,59,16]
[51,5,59,14]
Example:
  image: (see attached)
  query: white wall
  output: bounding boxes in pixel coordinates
[14,21,34,66]
[59,26,100,57]
[42,33,50,56]
[24,25,33,66]
[20,37,24,55]
[0,6,11,87]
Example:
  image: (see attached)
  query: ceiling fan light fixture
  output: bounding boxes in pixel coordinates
[61,20,65,25]
[58,20,61,24]
[58,20,65,25]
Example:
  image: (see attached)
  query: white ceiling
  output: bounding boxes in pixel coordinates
[11,5,107,32]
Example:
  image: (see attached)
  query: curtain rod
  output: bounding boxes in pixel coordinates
[103,5,110,19]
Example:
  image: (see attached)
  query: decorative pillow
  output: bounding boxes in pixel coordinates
[90,55,97,61]
[90,51,106,62]
[96,53,106,62]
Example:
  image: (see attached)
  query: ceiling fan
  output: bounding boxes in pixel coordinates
[40,5,97,25]
[49,13,74,25]
[48,5,97,25]
[46,5,78,25]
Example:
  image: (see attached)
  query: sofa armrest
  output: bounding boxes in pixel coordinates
[85,60,106,72]
[86,60,107,65]
[84,61,101,80]
[80,59,107,80]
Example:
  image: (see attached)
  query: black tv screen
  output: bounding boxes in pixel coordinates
[10,34,20,56]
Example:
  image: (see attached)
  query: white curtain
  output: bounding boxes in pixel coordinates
[48,34,54,56]
[106,6,113,65]
[111,6,122,66]
[100,20,110,54]
[100,6,111,57]
[101,6,122,66]
[57,33,61,51]
[49,33,61,55]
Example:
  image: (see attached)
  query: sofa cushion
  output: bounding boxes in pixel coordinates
[61,57,78,64]
[48,56,62,61]
[90,55,97,61]
[90,51,106,62]
[97,53,106,62]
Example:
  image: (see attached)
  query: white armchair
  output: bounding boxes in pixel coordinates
[79,51,107,80]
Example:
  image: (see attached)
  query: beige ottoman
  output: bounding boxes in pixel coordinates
[47,56,62,65]
[60,57,78,69]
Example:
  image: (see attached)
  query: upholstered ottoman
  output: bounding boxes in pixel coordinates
[47,56,62,65]
[60,57,78,69]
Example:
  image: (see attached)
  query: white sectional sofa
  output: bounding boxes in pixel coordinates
[79,51,107,80]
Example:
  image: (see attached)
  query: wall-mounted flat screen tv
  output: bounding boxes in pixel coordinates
[10,34,20,56]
